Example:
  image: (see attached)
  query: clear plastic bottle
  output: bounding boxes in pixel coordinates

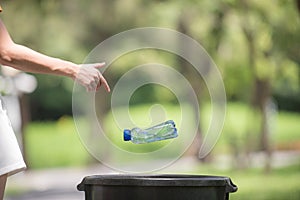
[123,120,178,144]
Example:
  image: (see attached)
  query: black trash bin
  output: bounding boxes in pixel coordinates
[77,174,237,200]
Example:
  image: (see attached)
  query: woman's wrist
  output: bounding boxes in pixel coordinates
[67,62,80,80]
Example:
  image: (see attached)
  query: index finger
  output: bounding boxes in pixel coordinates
[94,62,106,69]
[98,75,111,92]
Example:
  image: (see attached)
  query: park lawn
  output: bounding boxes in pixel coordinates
[274,111,300,150]
[24,102,300,169]
[205,102,300,153]
[229,168,300,200]
[22,102,300,199]
[24,116,92,169]
[190,163,300,200]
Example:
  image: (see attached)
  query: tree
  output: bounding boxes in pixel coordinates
[219,0,299,172]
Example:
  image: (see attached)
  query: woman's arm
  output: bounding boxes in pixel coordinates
[0,19,110,92]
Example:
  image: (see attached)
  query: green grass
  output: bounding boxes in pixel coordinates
[231,172,300,200]
[209,102,300,153]
[24,102,300,169]
[190,163,300,200]
[25,116,92,169]
[274,111,300,142]
[21,103,300,199]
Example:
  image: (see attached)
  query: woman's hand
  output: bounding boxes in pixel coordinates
[74,62,110,92]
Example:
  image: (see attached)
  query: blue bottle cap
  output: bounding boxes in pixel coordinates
[123,129,132,141]
[173,128,178,137]
[169,120,176,127]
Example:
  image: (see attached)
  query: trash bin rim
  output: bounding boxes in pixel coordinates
[77,174,237,192]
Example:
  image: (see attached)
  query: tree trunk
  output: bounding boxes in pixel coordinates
[176,12,203,160]
[296,0,300,14]
[242,21,273,172]
[253,79,272,173]
[241,1,273,171]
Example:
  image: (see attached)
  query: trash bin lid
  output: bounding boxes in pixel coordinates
[77,174,238,193]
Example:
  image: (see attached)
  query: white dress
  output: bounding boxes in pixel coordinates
[0,98,26,176]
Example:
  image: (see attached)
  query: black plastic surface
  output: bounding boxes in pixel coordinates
[77,174,238,200]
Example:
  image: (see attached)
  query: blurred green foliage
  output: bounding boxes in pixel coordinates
[0,0,299,119]
[23,102,300,198]
[2,2,299,198]
[14,103,300,199]
[24,102,300,169]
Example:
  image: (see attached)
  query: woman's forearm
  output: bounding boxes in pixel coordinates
[0,18,110,92]
[0,43,79,79]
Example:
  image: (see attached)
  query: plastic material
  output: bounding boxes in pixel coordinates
[77,174,238,200]
[123,129,132,141]
[123,120,178,144]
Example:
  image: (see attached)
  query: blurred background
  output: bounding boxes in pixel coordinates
[1,0,299,199]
